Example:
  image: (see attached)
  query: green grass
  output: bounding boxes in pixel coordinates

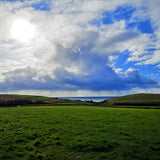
[0,105,160,160]
[100,104,160,109]
[106,93,160,106]
[10,94,52,100]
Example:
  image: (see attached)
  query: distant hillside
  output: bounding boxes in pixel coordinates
[105,93,160,106]
[0,94,83,107]
[2,93,160,107]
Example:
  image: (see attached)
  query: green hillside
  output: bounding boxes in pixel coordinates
[0,94,84,107]
[106,93,160,106]
[10,94,51,100]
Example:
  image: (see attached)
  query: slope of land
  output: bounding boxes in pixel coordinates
[1,93,160,107]
[104,93,160,106]
[0,94,84,106]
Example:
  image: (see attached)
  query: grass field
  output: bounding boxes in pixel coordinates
[0,105,160,160]
[106,93,160,106]
[11,95,52,100]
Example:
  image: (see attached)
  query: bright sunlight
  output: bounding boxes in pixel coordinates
[11,19,36,42]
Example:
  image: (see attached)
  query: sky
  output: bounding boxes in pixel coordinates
[0,0,160,97]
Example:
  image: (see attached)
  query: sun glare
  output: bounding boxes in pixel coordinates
[11,19,36,42]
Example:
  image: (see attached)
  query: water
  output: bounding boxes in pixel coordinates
[59,97,116,102]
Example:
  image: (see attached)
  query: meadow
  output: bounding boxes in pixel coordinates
[0,105,160,160]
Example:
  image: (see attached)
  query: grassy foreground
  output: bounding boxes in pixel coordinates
[0,106,160,160]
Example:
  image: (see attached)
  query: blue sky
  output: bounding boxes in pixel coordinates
[0,0,160,96]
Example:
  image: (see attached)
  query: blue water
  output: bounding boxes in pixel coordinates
[60,97,116,102]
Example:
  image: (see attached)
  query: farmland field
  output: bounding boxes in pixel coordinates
[0,105,160,160]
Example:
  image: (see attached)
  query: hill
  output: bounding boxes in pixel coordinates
[0,94,83,106]
[1,93,160,107]
[104,93,160,106]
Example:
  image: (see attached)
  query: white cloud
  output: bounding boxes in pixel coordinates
[142,50,160,65]
[0,0,159,95]
[126,0,160,66]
